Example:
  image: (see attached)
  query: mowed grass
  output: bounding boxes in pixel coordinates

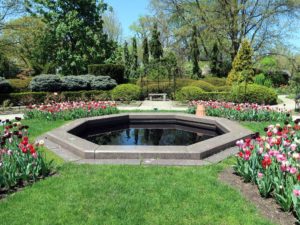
[0,118,275,225]
[23,118,67,164]
[241,121,284,134]
[0,164,272,225]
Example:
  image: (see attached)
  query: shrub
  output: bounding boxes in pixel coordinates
[254,73,273,88]
[231,84,277,105]
[0,77,12,93]
[137,78,195,91]
[266,71,289,87]
[190,80,216,92]
[216,85,231,92]
[30,74,117,92]
[8,78,31,92]
[112,84,141,101]
[30,74,64,92]
[62,90,111,101]
[203,77,227,86]
[90,76,117,90]
[62,75,90,91]
[88,64,125,84]
[176,86,204,101]
[227,40,254,85]
[0,90,112,106]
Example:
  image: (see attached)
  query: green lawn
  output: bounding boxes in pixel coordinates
[240,121,283,134]
[0,118,275,225]
[24,118,67,165]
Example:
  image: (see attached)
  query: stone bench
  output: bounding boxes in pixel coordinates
[148,93,167,101]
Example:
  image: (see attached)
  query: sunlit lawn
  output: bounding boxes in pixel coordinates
[0,118,274,225]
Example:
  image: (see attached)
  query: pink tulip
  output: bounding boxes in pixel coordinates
[257,172,264,178]
[293,189,300,197]
[291,144,297,151]
[289,167,298,174]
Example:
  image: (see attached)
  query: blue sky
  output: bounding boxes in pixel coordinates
[106,0,300,51]
[106,0,150,38]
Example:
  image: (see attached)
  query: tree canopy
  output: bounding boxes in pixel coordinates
[24,0,116,75]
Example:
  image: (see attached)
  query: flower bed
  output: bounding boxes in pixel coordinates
[189,100,291,122]
[0,117,52,193]
[25,101,118,120]
[234,119,300,221]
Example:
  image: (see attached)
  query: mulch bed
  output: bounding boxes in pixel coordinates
[219,168,298,225]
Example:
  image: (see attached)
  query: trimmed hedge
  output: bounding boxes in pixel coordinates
[231,84,277,105]
[0,77,12,93]
[203,77,227,86]
[215,85,231,92]
[176,86,204,101]
[112,84,141,101]
[190,80,217,92]
[30,74,64,92]
[88,64,125,84]
[176,86,229,101]
[62,75,90,91]
[30,74,117,92]
[0,90,111,106]
[8,78,31,92]
[90,76,117,90]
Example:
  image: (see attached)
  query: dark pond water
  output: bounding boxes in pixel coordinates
[81,123,220,146]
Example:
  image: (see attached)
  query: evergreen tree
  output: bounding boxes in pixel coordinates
[142,37,149,92]
[142,37,149,65]
[227,39,254,85]
[132,37,138,72]
[191,26,202,79]
[210,42,222,77]
[123,41,131,79]
[149,23,163,60]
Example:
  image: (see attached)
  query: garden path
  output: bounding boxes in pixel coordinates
[274,95,296,111]
[0,113,23,121]
[118,100,188,111]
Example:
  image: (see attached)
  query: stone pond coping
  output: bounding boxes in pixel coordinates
[44,113,253,161]
[45,113,252,160]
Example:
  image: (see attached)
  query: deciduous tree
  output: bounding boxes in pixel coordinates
[25,0,115,75]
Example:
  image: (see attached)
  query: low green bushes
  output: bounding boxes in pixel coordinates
[112,84,141,101]
[30,75,64,92]
[0,77,12,93]
[203,77,227,86]
[29,74,117,92]
[0,90,111,106]
[231,84,277,105]
[176,86,204,101]
[190,80,217,92]
[176,86,229,102]
[176,83,277,104]
[215,85,231,92]
[88,64,125,84]
[8,78,31,92]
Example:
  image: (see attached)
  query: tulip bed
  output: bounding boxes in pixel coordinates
[25,101,118,120]
[189,100,291,122]
[234,119,300,220]
[0,117,52,193]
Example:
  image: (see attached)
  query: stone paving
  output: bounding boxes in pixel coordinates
[118,100,188,111]
[0,113,24,121]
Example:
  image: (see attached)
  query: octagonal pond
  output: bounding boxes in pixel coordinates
[76,121,223,146]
